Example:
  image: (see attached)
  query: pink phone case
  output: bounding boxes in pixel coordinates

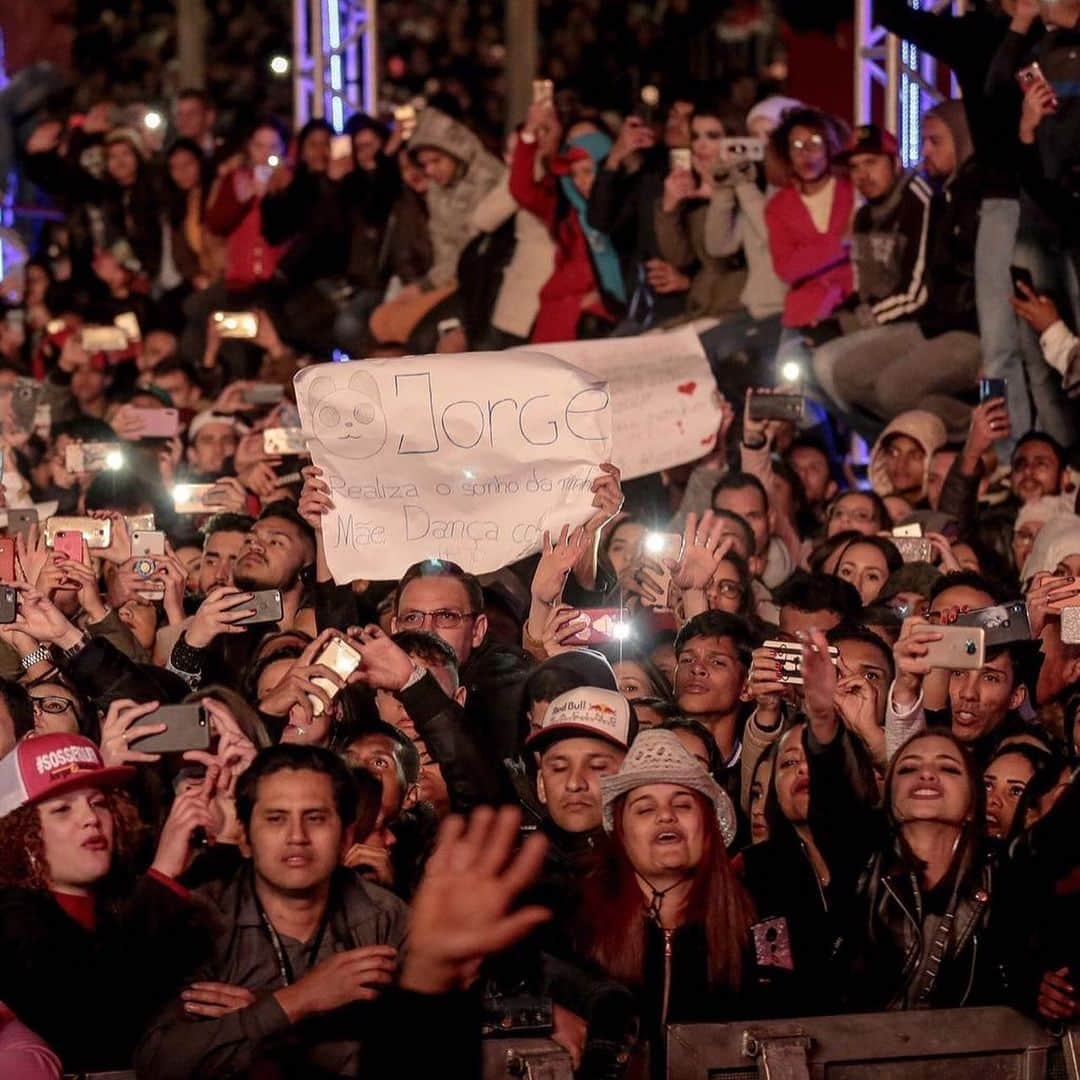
[135,409,179,438]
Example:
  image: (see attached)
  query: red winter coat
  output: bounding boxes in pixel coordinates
[765,177,855,328]
[509,140,612,344]
[205,168,288,291]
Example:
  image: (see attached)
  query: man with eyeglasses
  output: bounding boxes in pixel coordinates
[391,559,534,761]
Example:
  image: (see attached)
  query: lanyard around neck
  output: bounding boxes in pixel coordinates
[253,889,333,987]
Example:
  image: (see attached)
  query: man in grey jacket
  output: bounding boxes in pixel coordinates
[135,744,407,1079]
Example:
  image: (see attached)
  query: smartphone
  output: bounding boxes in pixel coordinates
[233,589,283,627]
[531,78,554,105]
[252,163,273,187]
[263,428,309,455]
[0,585,16,625]
[893,537,933,564]
[44,517,110,549]
[669,147,692,173]
[54,530,85,564]
[128,703,211,754]
[172,484,223,514]
[762,639,840,685]
[748,392,804,422]
[243,383,285,406]
[114,311,141,342]
[721,137,765,163]
[924,625,985,670]
[892,523,923,539]
[955,601,1031,648]
[126,513,156,532]
[1016,62,1059,109]
[80,326,128,352]
[752,916,795,971]
[571,608,631,645]
[633,84,661,125]
[9,382,42,431]
[212,311,259,339]
[6,508,37,541]
[0,539,15,581]
[393,104,417,139]
[979,377,1008,404]
[1008,265,1035,300]
[130,408,179,438]
[65,443,125,474]
[311,635,364,717]
[131,555,165,600]
[1061,606,1080,645]
[131,530,165,557]
[331,133,352,161]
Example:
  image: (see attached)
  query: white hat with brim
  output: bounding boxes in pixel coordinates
[601,729,738,847]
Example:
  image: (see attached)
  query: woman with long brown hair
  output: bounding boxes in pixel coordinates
[575,729,754,1059]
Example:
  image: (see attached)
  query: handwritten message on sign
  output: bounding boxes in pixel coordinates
[294,352,613,582]
[513,326,720,480]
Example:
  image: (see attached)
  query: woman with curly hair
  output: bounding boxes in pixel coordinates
[0,732,214,1072]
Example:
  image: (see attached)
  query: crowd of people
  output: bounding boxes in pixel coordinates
[0,0,1077,1076]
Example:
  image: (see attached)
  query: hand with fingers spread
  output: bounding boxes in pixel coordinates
[151,766,220,879]
[15,524,49,588]
[186,585,256,649]
[99,698,167,767]
[275,945,400,1021]
[181,982,256,1019]
[531,525,590,608]
[400,805,550,994]
[670,511,733,591]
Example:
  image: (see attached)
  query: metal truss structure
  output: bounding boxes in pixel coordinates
[854,0,969,166]
[292,0,377,131]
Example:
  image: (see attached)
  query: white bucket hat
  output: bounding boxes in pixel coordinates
[601,729,737,847]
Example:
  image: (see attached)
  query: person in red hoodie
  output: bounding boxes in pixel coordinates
[764,107,855,376]
[509,100,625,344]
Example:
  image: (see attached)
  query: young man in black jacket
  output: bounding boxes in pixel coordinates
[873,0,1041,447]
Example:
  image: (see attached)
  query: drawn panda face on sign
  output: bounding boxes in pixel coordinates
[306,369,388,460]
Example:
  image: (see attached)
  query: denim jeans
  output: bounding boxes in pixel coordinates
[975,197,1028,453]
[1014,216,1080,447]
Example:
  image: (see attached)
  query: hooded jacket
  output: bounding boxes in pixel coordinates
[869,409,948,501]
[916,101,980,338]
[407,109,506,291]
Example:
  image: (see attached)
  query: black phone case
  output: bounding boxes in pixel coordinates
[0,587,16,624]
[127,705,210,753]
[748,394,804,422]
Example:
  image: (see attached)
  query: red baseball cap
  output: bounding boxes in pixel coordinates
[0,734,135,819]
[836,124,899,162]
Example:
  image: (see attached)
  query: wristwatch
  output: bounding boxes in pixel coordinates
[61,634,90,662]
[20,646,52,671]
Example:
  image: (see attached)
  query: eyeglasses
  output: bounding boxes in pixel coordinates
[789,134,825,152]
[397,608,476,630]
[30,696,75,715]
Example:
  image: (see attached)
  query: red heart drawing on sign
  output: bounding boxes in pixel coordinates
[677,381,697,395]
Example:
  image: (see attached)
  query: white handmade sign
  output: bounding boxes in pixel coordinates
[294,351,612,582]
[512,326,720,479]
